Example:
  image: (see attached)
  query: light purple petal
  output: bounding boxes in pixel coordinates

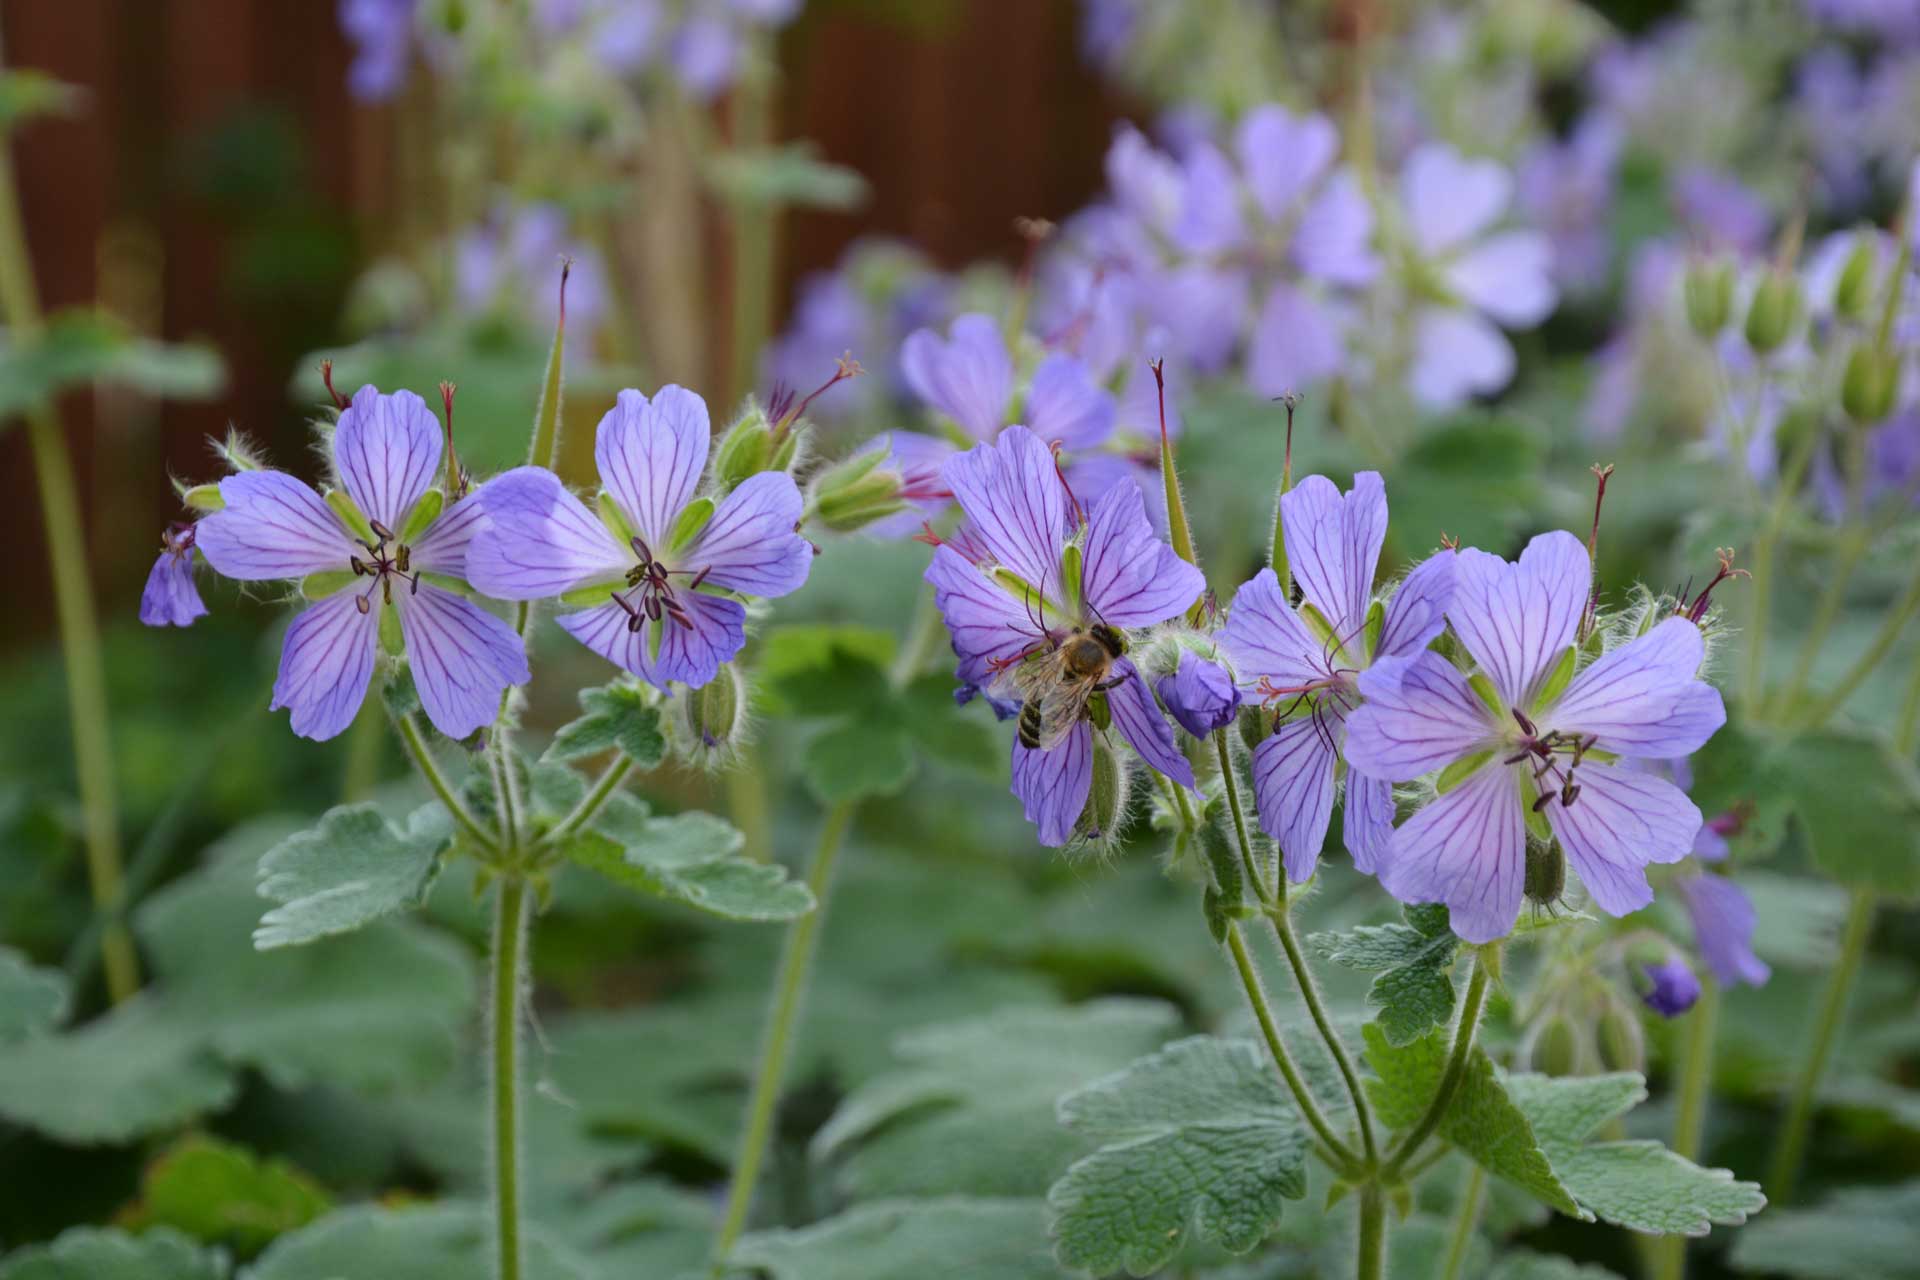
[1156,650,1241,738]
[941,425,1069,596]
[140,547,208,628]
[1025,353,1115,451]
[1546,761,1701,918]
[1342,771,1395,874]
[466,466,628,600]
[1217,567,1326,690]
[1448,531,1590,711]
[1445,230,1557,327]
[1252,716,1339,883]
[333,385,442,532]
[1678,874,1770,988]
[925,544,1045,689]
[1105,657,1194,787]
[1550,617,1726,757]
[407,492,486,578]
[197,471,354,581]
[901,313,1012,441]
[1105,125,1184,235]
[1375,550,1455,662]
[1293,171,1379,286]
[1246,283,1347,396]
[596,386,710,549]
[1142,265,1248,374]
[557,590,747,691]
[683,470,811,597]
[1172,142,1246,255]
[1409,307,1515,408]
[1347,650,1497,779]
[1281,471,1385,637]
[269,591,379,741]
[1080,477,1205,627]
[1378,760,1525,944]
[1402,143,1512,257]
[398,583,530,739]
[1013,721,1093,848]
[1237,106,1338,222]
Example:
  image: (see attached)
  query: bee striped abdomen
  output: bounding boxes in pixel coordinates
[1017,699,1045,750]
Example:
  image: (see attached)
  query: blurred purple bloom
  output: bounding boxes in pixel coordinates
[1805,0,1920,44]
[1672,168,1772,257]
[196,386,527,741]
[468,386,810,691]
[1157,650,1241,739]
[1676,872,1771,988]
[1217,474,1454,881]
[1639,955,1703,1017]
[1346,531,1726,942]
[924,427,1202,846]
[669,13,740,100]
[140,524,208,628]
[901,313,1014,440]
[1518,113,1624,294]
[340,0,416,102]
[1079,0,1139,69]
[456,204,609,351]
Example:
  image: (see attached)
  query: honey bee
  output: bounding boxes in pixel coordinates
[1009,623,1129,751]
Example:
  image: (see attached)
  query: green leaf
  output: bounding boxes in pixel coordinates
[1048,1036,1308,1276]
[761,635,896,719]
[1726,1180,1920,1278]
[562,796,812,922]
[0,70,83,131]
[899,674,1003,776]
[1364,1025,1584,1218]
[127,1135,331,1255]
[0,310,222,424]
[0,945,68,1042]
[247,1204,590,1280]
[802,722,917,804]
[1310,904,1459,1046]
[1770,727,1920,898]
[1505,1072,1767,1235]
[253,804,449,949]
[1489,1250,1627,1280]
[813,999,1179,1198]
[543,682,667,766]
[732,1199,1057,1280]
[0,997,238,1144]
[707,141,870,212]
[0,1227,228,1280]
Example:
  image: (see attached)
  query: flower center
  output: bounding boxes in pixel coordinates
[1502,707,1597,812]
[608,535,711,634]
[348,520,419,614]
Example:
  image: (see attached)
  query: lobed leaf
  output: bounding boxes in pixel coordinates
[126,1135,331,1255]
[562,796,812,922]
[1726,1180,1920,1278]
[543,682,667,767]
[1311,903,1459,1046]
[732,1198,1056,1280]
[253,804,450,949]
[0,946,69,1043]
[0,1227,228,1280]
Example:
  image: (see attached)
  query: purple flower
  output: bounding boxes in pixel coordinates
[1639,955,1703,1017]
[1216,473,1455,882]
[901,314,1014,441]
[467,386,811,691]
[140,524,208,628]
[195,386,528,741]
[1157,650,1241,738]
[1672,168,1772,258]
[340,0,417,102]
[924,426,1203,846]
[669,13,740,100]
[1399,144,1556,408]
[1517,113,1624,294]
[1345,531,1728,943]
[455,204,609,351]
[1676,872,1771,988]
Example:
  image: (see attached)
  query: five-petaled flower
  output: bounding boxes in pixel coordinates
[1217,472,1454,883]
[924,425,1203,846]
[195,385,529,741]
[139,523,209,629]
[1345,530,1726,944]
[467,386,812,691]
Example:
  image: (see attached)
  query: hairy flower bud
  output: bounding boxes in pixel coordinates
[1683,258,1735,338]
[1743,270,1803,354]
[1637,955,1701,1018]
[1527,1015,1582,1077]
[1078,736,1129,846]
[808,449,909,534]
[712,406,776,492]
[1833,236,1878,322]
[678,662,746,762]
[1156,650,1242,738]
[1842,344,1900,425]
[1596,997,1646,1073]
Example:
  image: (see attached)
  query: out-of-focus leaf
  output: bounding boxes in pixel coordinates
[0,310,223,424]
[253,804,450,949]
[125,1135,330,1255]
[0,1227,228,1280]
[0,946,68,1042]
[1768,728,1920,898]
[1490,1250,1627,1280]
[732,1199,1056,1280]
[1726,1180,1920,1278]
[707,142,869,212]
[246,1204,590,1280]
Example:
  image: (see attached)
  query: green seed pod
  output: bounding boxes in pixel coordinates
[1597,998,1646,1074]
[1743,270,1803,354]
[1524,840,1566,909]
[1842,344,1901,425]
[1530,1015,1582,1077]
[1833,236,1878,321]
[1683,258,1734,338]
[1079,737,1129,845]
[712,407,775,492]
[679,662,745,761]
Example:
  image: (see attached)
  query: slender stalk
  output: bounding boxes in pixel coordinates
[341,700,385,802]
[1226,924,1358,1170]
[1385,954,1490,1173]
[1768,888,1875,1201]
[1895,642,1920,758]
[725,34,777,406]
[1743,431,1819,715]
[394,712,495,851]
[490,745,522,851]
[1270,908,1378,1165]
[712,800,855,1270]
[0,127,136,1002]
[490,876,530,1280]
[1438,1164,1485,1280]
[1212,730,1270,903]
[1773,529,1866,719]
[1356,1183,1387,1280]
[546,756,634,846]
[1797,560,1920,731]
[1654,982,1720,1280]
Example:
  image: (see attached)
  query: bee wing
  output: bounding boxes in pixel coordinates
[1032,676,1095,751]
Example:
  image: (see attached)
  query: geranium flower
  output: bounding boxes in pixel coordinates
[466,386,811,691]
[1156,650,1241,738]
[1216,472,1454,882]
[195,385,527,741]
[924,426,1202,846]
[1639,953,1703,1017]
[139,524,209,629]
[1345,531,1727,943]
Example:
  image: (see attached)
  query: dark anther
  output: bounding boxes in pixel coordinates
[631,535,653,565]
[369,520,396,543]
[396,545,411,574]
[1511,707,1538,736]
[688,565,712,591]
[355,594,370,615]
[626,614,644,634]
[1561,780,1582,807]
[1532,790,1554,814]
[350,556,368,576]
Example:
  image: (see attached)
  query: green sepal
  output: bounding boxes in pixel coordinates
[325,487,376,544]
[1297,600,1336,649]
[416,571,472,597]
[667,496,715,552]
[1534,646,1578,711]
[183,483,225,512]
[1325,1179,1354,1210]
[379,605,404,657]
[397,488,443,545]
[1088,690,1113,733]
[560,579,627,607]
[301,570,356,600]
[1523,794,1553,843]
[1468,671,1504,718]
[1060,543,1084,617]
[597,491,637,547]
[1362,598,1385,664]
[770,426,802,472]
[1437,750,1493,794]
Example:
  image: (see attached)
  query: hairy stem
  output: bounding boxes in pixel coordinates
[1212,729,1271,903]
[1385,953,1490,1173]
[1439,1164,1485,1280]
[393,712,495,852]
[1269,907,1378,1165]
[490,876,530,1280]
[546,756,635,847]
[1356,1183,1387,1280]
[1654,982,1719,1280]
[712,800,855,1270]
[1797,560,1920,731]
[1226,924,1357,1170]
[1768,888,1875,1201]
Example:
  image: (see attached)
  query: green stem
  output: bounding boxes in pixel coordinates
[1438,1164,1485,1280]
[490,744,522,852]
[1212,730,1270,903]
[1226,924,1358,1171]
[341,699,385,802]
[1743,431,1819,715]
[1357,1183,1387,1280]
[1773,530,1866,719]
[0,126,136,1003]
[1385,954,1490,1174]
[1796,561,1920,731]
[1269,907,1378,1165]
[725,35,776,406]
[394,712,495,852]
[1768,888,1875,1201]
[490,876,530,1280]
[547,757,634,847]
[712,800,855,1270]
[1654,982,1719,1280]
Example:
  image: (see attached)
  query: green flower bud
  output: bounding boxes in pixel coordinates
[712,407,775,492]
[809,449,909,534]
[678,663,746,763]
[1528,1015,1582,1077]
[1079,736,1129,847]
[1683,258,1735,338]
[1236,702,1271,756]
[181,483,225,512]
[1834,237,1879,321]
[1842,344,1901,425]
[1743,270,1803,354]
[1596,999,1646,1074]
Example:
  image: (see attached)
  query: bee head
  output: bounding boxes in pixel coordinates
[1088,623,1126,660]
